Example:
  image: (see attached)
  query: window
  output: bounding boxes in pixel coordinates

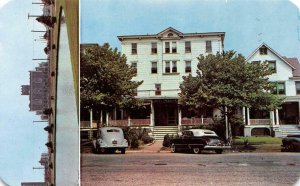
[131,62,137,74]
[259,46,267,55]
[206,40,212,53]
[267,60,276,73]
[131,43,137,54]
[272,82,285,95]
[165,61,170,73]
[151,42,157,54]
[172,61,177,72]
[165,42,170,53]
[155,84,161,95]
[151,62,157,74]
[164,61,178,73]
[185,61,191,73]
[185,41,191,53]
[252,61,260,65]
[172,41,177,53]
[296,82,300,94]
[168,33,174,37]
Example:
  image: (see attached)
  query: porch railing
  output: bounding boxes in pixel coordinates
[181,117,214,126]
[80,121,97,128]
[249,119,271,125]
[110,119,151,126]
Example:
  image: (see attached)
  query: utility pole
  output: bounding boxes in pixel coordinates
[225,106,229,143]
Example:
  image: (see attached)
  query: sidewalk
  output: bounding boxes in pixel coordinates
[127,140,169,153]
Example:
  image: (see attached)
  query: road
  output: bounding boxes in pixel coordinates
[81,152,300,186]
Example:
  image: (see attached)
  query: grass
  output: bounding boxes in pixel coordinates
[233,136,282,145]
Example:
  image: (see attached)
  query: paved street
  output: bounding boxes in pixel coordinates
[81,152,300,186]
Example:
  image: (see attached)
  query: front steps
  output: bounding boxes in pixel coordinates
[280,125,300,137]
[153,126,179,140]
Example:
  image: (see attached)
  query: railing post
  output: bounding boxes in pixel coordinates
[128,116,131,127]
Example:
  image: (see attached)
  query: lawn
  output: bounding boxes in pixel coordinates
[233,136,282,145]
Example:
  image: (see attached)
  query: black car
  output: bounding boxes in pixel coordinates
[170,129,231,154]
[282,135,300,152]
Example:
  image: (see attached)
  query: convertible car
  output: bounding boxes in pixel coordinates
[281,135,300,152]
[92,127,128,154]
[170,129,231,154]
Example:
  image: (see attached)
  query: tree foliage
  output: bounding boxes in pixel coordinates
[80,43,143,115]
[179,51,283,142]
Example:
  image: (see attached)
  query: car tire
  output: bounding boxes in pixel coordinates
[215,149,223,154]
[287,144,295,152]
[193,147,201,154]
[170,143,177,153]
[121,149,126,154]
[100,148,106,154]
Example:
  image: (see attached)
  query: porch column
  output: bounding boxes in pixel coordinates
[90,109,93,128]
[106,112,109,126]
[178,106,182,130]
[246,108,250,125]
[128,115,131,127]
[150,100,154,126]
[270,111,275,126]
[242,107,246,125]
[275,109,279,125]
[100,110,103,126]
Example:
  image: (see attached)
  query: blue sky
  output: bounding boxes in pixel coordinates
[81,0,300,60]
[0,0,47,185]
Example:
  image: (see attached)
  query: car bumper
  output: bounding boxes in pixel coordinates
[204,145,231,150]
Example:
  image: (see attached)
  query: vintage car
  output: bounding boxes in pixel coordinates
[170,129,231,154]
[92,127,128,154]
[281,135,300,152]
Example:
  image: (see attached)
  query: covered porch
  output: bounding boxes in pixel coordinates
[243,101,300,137]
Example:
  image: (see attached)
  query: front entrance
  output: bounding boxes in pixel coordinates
[154,100,178,126]
[279,102,299,124]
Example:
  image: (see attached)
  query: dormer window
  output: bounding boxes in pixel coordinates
[168,33,174,37]
[259,46,267,55]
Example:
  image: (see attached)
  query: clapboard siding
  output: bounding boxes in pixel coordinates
[121,33,223,98]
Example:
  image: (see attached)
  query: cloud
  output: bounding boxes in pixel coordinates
[0,0,12,9]
[290,0,300,10]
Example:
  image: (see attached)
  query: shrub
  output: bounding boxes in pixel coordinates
[141,135,154,144]
[163,134,172,147]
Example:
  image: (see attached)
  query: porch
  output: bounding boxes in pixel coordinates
[243,101,300,137]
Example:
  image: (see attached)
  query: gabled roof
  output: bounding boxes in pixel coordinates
[117,27,225,41]
[157,27,183,36]
[246,43,296,70]
[283,57,300,77]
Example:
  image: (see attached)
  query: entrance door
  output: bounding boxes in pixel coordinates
[279,102,299,124]
[154,101,178,126]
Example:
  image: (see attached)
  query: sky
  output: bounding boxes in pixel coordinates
[0,0,47,185]
[81,0,300,61]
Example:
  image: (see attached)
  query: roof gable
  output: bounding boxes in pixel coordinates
[246,43,295,70]
[157,27,183,37]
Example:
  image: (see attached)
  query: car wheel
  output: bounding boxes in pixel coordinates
[170,143,177,153]
[215,149,223,154]
[287,144,295,152]
[100,148,106,154]
[121,149,126,154]
[193,147,201,154]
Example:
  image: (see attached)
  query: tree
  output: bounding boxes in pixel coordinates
[179,51,282,144]
[80,43,143,127]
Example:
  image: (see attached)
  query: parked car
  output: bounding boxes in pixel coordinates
[92,127,128,154]
[281,135,300,152]
[170,129,231,154]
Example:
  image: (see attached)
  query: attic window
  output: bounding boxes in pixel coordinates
[259,46,267,55]
[168,33,174,37]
